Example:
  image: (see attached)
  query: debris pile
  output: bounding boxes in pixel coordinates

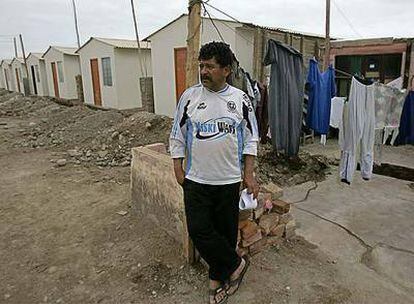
[237,184,296,257]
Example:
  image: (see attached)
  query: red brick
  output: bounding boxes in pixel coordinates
[269,224,285,237]
[238,219,249,230]
[239,209,252,221]
[248,237,268,255]
[261,183,283,199]
[240,221,259,239]
[242,230,262,247]
[272,199,291,214]
[259,213,280,235]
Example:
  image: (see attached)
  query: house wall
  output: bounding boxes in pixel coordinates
[11,61,26,94]
[27,56,49,96]
[44,48,64,98]
[115,48,152,109]
[79,39,117,108]
[1,64,15,91]
[0,66,4,89]
[44,48,80,99]
[63,54,81,99]
[151,15,242,117]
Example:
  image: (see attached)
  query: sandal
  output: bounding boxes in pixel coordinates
[226,257,250,296]
[209,285,228,304]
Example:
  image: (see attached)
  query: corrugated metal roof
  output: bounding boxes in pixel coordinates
[76,37,151,53]
[242,22,326,39]
[0,59,12,66]
[95,37,151,49]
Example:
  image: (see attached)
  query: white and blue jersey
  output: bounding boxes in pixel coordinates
[170,83,259,185]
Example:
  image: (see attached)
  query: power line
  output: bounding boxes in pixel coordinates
[201,2,225,42]
[203,2,242,24]
[332,0,363,38]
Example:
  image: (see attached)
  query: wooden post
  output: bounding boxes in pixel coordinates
[19,34,29,78]
[13,37,18,58]
[324,0,331,69]
[185,0,202,88]
[71,0,81,49]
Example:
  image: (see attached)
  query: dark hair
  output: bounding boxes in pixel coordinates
[198,41,233,68]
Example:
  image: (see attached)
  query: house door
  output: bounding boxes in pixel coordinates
[31,65,38,95]
[51,62,60,98]
[15,68,21,93]
[90,59,102,106]
[4,70,9,91]
[174,47,187,103]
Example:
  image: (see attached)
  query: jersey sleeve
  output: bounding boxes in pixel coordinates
[169,90,191,159]
[241,94,259,156]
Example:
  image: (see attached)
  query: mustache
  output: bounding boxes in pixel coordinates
[201,75,211,81]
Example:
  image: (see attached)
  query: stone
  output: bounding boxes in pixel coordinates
[29,122,36,127]
[120,160,130,167]
[269,224,285,238]
[98,150,109,158]
[259,213,280,235]
[111,131,119,139]
[67,149,81,157]
[238,219,249,230]
[239,209,252,221]
[48,266,58,274]
[272,199,291,214]
[56,159,67,167]
[145,122,152,129]
[241,230,262,247]
[261,182,283,199]
[267,236,283,247]
[236,246,249,257]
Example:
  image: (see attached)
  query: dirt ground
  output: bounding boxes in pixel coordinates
[1,91,353,303]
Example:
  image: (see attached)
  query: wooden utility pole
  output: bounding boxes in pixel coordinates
[19,34,29,78]
[130,0,145,77]
[185,0,202,88]
[71,0,81,48]
[324,0,331,69]
[13,37,18,58]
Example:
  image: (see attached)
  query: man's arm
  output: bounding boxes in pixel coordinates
[243,154,259,199]
[173,158,185,185]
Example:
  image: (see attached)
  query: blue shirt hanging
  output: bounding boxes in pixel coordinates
[396,91,414,145]
[306,59,336,134]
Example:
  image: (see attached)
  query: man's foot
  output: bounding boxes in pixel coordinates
[226,257,250,296]
[209,280,228,304]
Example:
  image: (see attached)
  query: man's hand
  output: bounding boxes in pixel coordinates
[243,154,259,199]
[244,174,259,199]
[173,158,185,186]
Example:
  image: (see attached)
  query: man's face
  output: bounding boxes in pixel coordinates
[199,57,230,91]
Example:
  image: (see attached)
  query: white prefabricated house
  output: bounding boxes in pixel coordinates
[43,46,80,99]
[76,37,152,109]
[0,59,14,91]
[10,58,27,94]
[145,14,325,117]
[26,52,49,96]
[0,61,5,89]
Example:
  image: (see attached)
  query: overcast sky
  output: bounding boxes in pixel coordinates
[0,0,413,59]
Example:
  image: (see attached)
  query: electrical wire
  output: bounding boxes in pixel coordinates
[332,0,363,38]
[201,2,225,42]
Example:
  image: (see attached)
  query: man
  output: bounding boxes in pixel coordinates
[169,42,259,304]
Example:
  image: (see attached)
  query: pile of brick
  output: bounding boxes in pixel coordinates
[237,183,295,257]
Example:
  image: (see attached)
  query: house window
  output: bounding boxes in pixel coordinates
[101,57,112,86]
[57,61,64,83]
[35,65,40,83]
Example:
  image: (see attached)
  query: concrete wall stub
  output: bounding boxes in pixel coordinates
[130,144,195,263]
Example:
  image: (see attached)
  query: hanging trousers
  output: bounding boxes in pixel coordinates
[339,78,375,183]
[183,178,241,282]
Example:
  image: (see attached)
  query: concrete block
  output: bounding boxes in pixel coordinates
[259,213,280,235]
[131,144,194,263]
[284,219,296,239]
[279,212,293,224]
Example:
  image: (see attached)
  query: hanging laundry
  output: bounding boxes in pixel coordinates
[396,91,414,145]
[306,59,336,135]
[339,77,375,184]
[263,39,304,156]
[330,97,345,129]
[255,82,269,143]
[374,83,406,129]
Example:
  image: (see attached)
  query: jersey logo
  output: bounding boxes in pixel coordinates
[197,102,207,110]
[227,100,237,113]
[194,117,236,141]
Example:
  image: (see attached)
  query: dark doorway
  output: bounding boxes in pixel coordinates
[31,65,38,95]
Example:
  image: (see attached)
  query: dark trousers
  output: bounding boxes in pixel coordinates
[183,179,241,282]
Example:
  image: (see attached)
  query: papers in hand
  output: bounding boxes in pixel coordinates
[239,188,257,210]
